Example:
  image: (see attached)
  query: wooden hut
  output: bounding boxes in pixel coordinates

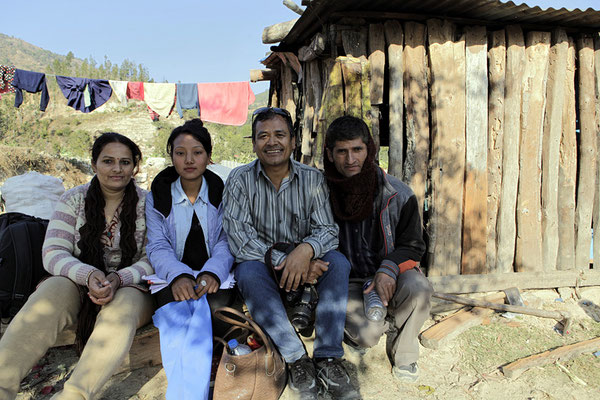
[251,0,600,293]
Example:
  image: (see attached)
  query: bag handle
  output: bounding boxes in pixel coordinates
[213,306,275,358]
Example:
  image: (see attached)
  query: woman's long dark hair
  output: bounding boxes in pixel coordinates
[75,132,142,353]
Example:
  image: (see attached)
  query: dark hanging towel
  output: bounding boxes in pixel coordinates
[55,76,113,113]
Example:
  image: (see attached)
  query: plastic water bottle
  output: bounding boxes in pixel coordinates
[363,279,386,322]
[228,339,252,355]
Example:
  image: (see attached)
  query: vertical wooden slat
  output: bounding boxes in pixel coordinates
[315,59,344,169]
[487,30,506,272]
[575,34,597,270]
[515,31,550,272]
[342,28,368,58]
[541,29,569,271]
[281,64,296,122]
[384,20,404,179]
[426,19,466,277]
[402,21,429,214]
[310,61,322,131]
[557,37,577,270]
[369,23,386,105]
[340,56,363,117]
[301,61,316,164]
[360,60,373,135]
[594,34,600,270]
[462,25,489,275]
[497,25,525,273]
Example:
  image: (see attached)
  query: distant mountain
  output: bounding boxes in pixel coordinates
[0,33,81,72]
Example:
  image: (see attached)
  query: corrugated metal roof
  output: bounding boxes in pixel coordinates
[278,0,600,49]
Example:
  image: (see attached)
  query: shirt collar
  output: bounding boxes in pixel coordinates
[254,158,298,181]
[171,176,208,206]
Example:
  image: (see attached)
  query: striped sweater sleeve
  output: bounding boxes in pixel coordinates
[42,188,97,285]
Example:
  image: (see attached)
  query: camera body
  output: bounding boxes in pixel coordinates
[284,284,319,331]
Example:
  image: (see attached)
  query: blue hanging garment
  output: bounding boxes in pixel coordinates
[55,76,112,113]
[176,83,200,118]
[13,69,49,111]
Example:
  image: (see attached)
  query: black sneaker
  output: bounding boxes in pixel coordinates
[287,354,318,400]
[316,358,361,400]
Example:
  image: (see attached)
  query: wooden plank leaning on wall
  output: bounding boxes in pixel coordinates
[557,37,577,270]
[515,31,549,272]
[426,19,466,277]
[401,21,429,218]
[541,29,569,271]
[462,25,488,275]
[487,29,506,272]
[575,34,597,271]
[496,25,525,273]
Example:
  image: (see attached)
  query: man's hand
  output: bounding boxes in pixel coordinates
[171,276,199,301]
[305,259,329,284]
[195,273,219,298]
[363,272,397,307]
[87,270,115,306]
[274,243,314,292]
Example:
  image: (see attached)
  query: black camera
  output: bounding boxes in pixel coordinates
[285,284,318,331]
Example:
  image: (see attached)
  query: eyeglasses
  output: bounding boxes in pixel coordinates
[251,107,291,123]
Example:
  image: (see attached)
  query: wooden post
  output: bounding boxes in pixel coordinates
[310,61,322,136]
[541,29,569,271]
[487,30,506,273]
[515,31,549,272]
[360,60,373,140]
[462,26,488,275]
[426,19,466,277]
[575,34,597,270]
[496,25,525,273]
[368,24,386,105]
[402,21,429,214]
[262,19,299,44]
[384,20,404,180]
[316,59,344,169]
[557,37,577,270]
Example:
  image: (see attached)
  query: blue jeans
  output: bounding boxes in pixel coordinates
[235,250,350,363]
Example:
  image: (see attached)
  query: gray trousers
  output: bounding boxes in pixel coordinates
[344,268,433,367]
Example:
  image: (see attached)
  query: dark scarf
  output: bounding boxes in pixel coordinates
[324,136,377,222]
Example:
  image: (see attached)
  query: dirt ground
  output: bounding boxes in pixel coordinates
[3,286,598,400]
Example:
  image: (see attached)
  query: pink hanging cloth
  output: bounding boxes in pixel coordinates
[197,81,255,126]
[127,82,144,100]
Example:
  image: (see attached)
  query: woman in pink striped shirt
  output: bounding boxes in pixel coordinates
[0,132,154,400]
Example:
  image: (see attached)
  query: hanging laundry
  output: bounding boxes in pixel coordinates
[144,82,176,118]
[109,80,129,105]
[55,76,112,113]
[0,65,16,100]
[197,81,255,126]
[12,69,49,111]
[175,83,200,118]
[127,81,144,100]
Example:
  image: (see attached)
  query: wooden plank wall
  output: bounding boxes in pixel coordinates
[274,19,598,277]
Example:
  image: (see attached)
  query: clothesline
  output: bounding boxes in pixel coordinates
[0,65,255,125]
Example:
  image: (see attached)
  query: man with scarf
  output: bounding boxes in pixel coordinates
[323,115,432,382]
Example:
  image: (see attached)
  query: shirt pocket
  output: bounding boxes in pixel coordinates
[294,215,310,238]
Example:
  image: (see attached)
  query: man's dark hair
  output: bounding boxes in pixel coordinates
[251,107,294,142]
[325,115,371,150]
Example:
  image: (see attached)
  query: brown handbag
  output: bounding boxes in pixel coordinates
[212,306,287,400]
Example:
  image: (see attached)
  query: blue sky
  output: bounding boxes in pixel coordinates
[1,1,597,94]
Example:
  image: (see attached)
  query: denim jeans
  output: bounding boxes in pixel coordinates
[234,250,350,363]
